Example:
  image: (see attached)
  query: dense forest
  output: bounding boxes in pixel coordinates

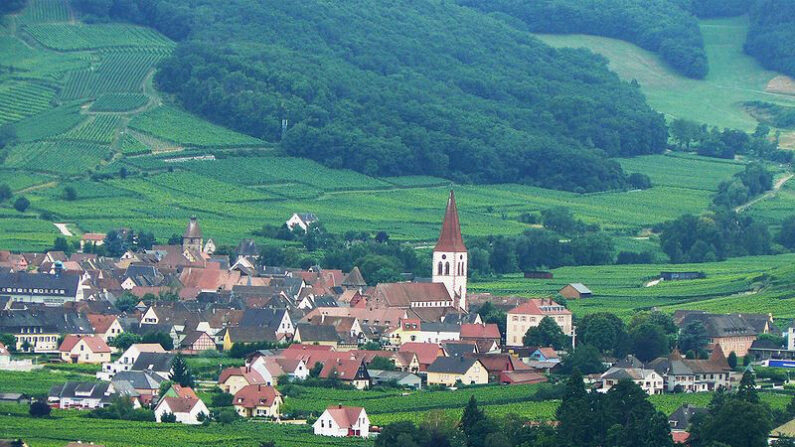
[73,0,668,192]
[457,0,708,79]
[745,0,795,77]
[685,0,751,18]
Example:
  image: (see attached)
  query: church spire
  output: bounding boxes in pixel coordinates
[434,190,466,252]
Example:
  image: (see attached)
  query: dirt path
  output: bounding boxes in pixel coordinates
[54,223,73,236]
[735,173,794,213]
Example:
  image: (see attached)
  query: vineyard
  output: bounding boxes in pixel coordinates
[18,0,69,24]
[0,80,57,124]
[59,114,122,144]
[90,93,149,112]
[60,49,169,100]
[5,141,112,174]
[128,106,266,148]
[23,23,173,51]
[12,101,84,141]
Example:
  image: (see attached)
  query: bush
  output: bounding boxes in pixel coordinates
[13,196,30,212]
[29,400,51,418]
[160,411,177,423]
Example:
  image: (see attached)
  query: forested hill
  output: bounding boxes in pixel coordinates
[457,0,709,79]
[745,0,795,78]
[73,0,667,193]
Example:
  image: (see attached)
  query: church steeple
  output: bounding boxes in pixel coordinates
[432,190,468,311]
[434,190,467,252]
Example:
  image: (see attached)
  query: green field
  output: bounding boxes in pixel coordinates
[470,253,795,319]
[536,17,795,135]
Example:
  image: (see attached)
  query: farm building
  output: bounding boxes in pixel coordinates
[558,283,592,299]
[661,272,705,281]
[523,271,553,279]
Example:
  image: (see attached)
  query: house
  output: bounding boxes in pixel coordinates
[59,335,111,364]
[0,342,9,365]
[399,342,444,372]
[179,331,216,354]
[0,271,83,306]
[529,347,560,363]
[426,357,488,386]
[647,348,733,392]
[97,343,165,380]
[770,418,795,443]
[218,366,266,395]
[558,283,592,299]
[233,384,282,418]
[222,326,278,351]
[368,369,422,389]
[789,322,795,352]
[313,405,370,438]
[319,358,371,389]
[600,356,664,395]
[293,324,339,347]
[506,299,572,347]
[80,233,106,252]
[111,370,165,398]
[669,404,707,432]
[369,282,456,311]
[342,267,367,290]
[500,370,547,385]
[248,355,308,385]
[676,312,758,357]
[154,394,209,424]
[286,213,319,232]
[48,382,114,409]
[130,352,175,380]
[661,272,705,281]
[460,323,501,347]
[86,314,124,342]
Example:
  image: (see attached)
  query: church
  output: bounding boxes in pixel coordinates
[368,190,469,316]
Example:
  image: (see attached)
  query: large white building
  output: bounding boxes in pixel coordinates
[432,190,468,311]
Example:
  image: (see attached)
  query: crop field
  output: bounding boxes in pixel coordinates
[0,35,90,79]
[4,141,112,174]
[23,23,173,51]
[60,49,170,100]
[0,404,371,447]
[0,80,57,124]
[0,369,96,396]
[118,133,150,155]
[618,153,744,192]
[18,0,69,24]
[59,114,122,144]
[536,17,795,133]
[0,170,52,191]
[128,106,266,147]
[470,253,795,318]
[90,93,149,112]
[12,101,84,142]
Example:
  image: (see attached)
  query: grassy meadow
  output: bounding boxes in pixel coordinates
[536,17,795,135]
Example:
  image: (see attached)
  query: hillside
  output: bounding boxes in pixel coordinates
[71,0,668,192]
[535,17,795,139]
[745,0,795,78]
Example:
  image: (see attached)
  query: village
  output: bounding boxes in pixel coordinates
[1,192,795,446]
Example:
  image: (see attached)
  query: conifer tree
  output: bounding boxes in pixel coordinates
[169,354,195,388]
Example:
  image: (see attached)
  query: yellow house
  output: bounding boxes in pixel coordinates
[58,335,112,364]
[426,357,488,387]
[233,384,283,418]
[293,324,339,348]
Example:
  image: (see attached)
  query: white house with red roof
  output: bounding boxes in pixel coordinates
[59,335,111,364]
[313,405,370,437]
[86,314,124,342]
[506,298,572,347]
[154,395,209,424]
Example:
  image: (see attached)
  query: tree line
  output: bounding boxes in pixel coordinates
[457,0,708,79]
[72,0,667,193]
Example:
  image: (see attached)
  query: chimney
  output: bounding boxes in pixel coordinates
[338,404,343,409]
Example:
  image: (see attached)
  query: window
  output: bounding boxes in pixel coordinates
[444,262,450,275]
[437,262,443,275]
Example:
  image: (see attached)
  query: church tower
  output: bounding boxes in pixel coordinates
[432,190,468,311]
[182,216,203,252]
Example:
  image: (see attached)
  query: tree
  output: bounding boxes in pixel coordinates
[523,316,568,350]
[216,408,239,424]
[560,344,606,375]
[736,371,759,404]
[29,400,51,417]
[142,331,173,350]
[0,333,16,351]
[777,215,795,250]
[160,411,177,423]
[62,186,78,201]
[0,183,11,202]
[727,351,738,369]
[111,332,142,351]
[369,356,396,371]
[577,313,628,355]
[679,321,709,356]
[169,354,195,387]
[53,236,71,255]
[0,123,17,148]
[460,396,486,443]
[556,370,594,447]
[114,293,139,313]
[309,361,323,378]
[629,323,669,362]
[13,196,29,212]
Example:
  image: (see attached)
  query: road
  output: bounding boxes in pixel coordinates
[53,223,73,237]
[735,173,794,213]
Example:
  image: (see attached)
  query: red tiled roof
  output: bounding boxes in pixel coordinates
[82,233,106,242]
[86,314,118,334]
[319,358,364,380]
[233,384,281,409]
[507,299,571,315]
[672,431,691,444]
[399,342,443,366]
[218,366,265,386]
[434,190,466,252]
[59,334,111,354]
[373,282,452,307]
[160,396,200,413]
[500,371,547,385]
[460,323,500,340]
[0,342,8,355]
[170,385,198,399]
